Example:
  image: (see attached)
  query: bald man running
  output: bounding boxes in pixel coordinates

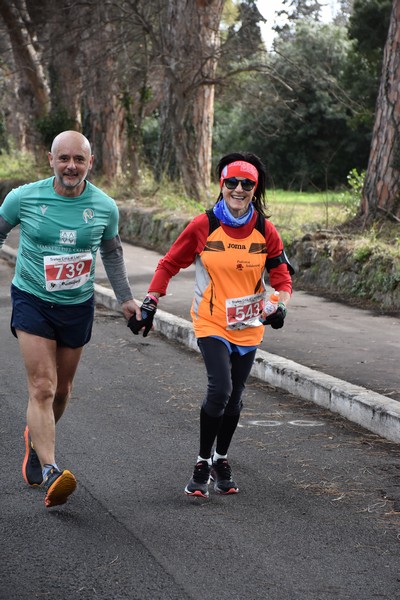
[0,131,141,507]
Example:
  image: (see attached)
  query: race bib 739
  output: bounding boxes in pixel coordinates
[43,252,93,292]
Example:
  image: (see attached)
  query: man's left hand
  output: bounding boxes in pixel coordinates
[121,299,141,322]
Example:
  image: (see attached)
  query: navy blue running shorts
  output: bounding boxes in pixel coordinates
[10,284,95,348]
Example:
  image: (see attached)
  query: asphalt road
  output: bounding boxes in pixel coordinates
[1,258,400,600]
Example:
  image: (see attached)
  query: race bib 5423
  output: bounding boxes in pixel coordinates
[225,292,264,330]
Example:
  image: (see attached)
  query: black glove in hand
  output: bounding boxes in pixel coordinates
[127,295,158,337]
[261,302,287,329]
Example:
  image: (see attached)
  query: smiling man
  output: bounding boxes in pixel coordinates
[0,130,141,508]
[50,131,95,195]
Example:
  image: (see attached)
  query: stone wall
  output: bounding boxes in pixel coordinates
[118,205,191,255]
[289,231,400,313]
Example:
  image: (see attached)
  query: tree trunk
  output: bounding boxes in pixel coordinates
[78,2,126,179]
[157,0,224,204]
[361,0,400,222]
[46,0,84,131]
[0,0,50,151]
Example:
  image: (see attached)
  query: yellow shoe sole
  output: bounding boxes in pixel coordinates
[44,470,77,508]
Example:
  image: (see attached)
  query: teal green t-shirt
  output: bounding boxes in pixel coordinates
[0,177,119,304]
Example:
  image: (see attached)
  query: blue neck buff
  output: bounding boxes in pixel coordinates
[213,199,254,228]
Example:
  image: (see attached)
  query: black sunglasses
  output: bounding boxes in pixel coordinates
[223,177,256,192]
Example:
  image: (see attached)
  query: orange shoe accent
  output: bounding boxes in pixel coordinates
[184,489,209,499]
[22,426,31,485]
[22,426,41,487]
[44,470,77,508]
[218,487,239,495]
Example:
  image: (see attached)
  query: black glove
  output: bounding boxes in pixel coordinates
[127,295,158,337]
[261,302,287,329]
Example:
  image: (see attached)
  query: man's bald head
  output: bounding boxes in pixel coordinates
[49,130,94,197]
[50,130,92,155]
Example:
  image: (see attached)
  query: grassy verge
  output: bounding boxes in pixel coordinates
[265,189,347,246]
[0,149,45,180]
[107,174,349,247]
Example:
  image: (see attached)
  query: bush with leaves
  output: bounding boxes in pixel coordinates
[338,168,366,217]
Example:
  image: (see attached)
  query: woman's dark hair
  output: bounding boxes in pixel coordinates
[216,152,267,216]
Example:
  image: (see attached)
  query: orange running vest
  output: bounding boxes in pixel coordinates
[190,217,267,346]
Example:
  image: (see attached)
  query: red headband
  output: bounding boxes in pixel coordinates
[220,160,259,189]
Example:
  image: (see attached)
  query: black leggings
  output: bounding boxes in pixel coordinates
[197,337,257,418]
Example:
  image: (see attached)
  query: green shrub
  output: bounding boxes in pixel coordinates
[338,168,365,217]
[353,244,372,262]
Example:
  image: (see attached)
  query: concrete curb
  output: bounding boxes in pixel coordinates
[3,244,17,260]
[2,245,400,444]
[93,283,400,445]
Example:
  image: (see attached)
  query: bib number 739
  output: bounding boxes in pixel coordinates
[44,252,93,291]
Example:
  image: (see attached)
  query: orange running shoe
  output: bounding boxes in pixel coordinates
[22,426,43,486]
[42,467,77,508]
